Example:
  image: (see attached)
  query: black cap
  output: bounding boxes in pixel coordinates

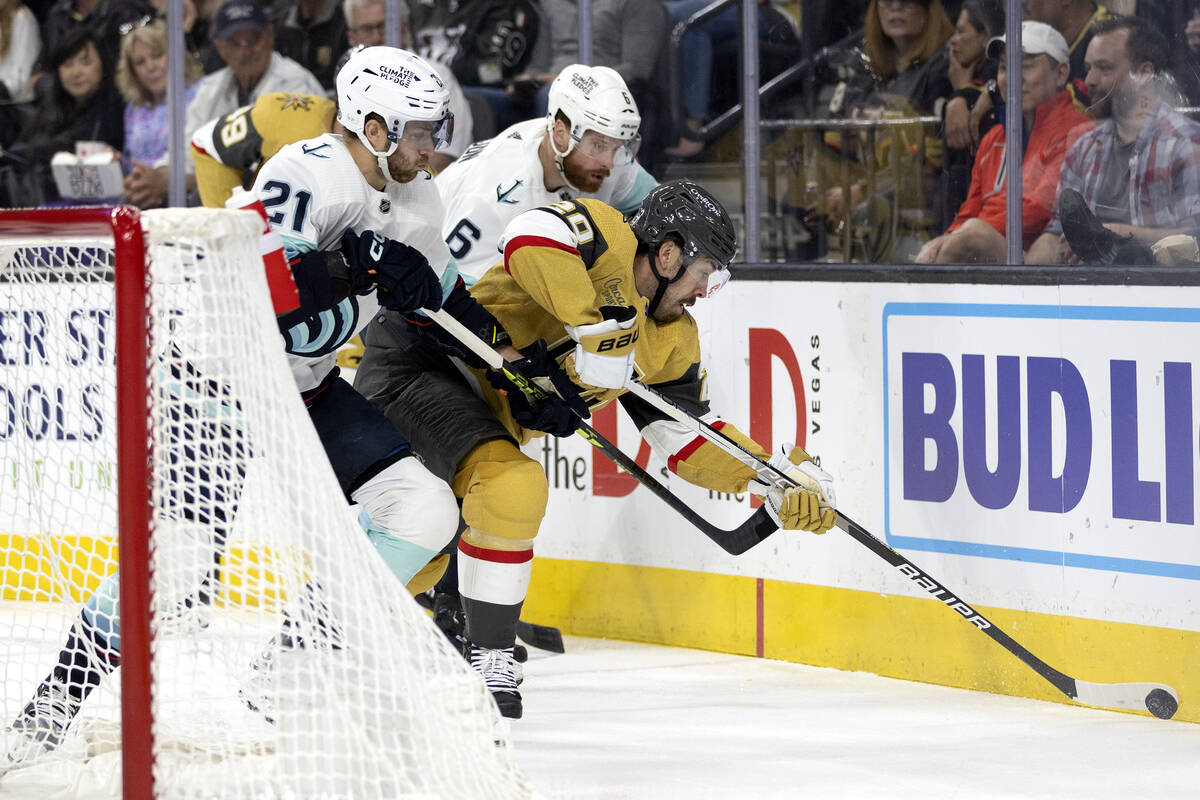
[213,0,268,42]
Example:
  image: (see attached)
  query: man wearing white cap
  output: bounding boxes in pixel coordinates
[1027,16,1200,265]
[916,20,1093,263]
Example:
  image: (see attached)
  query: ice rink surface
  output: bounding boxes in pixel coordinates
[512,637,1200,800]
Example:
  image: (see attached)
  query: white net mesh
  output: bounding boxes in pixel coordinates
[0,208,529,799]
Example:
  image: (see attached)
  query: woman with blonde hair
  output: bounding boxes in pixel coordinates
[0,0,38,104]
[116,17,202,207]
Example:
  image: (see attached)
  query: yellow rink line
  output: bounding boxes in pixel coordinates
[521,557,1200,725]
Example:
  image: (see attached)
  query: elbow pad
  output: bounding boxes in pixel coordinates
[564,305,639,389]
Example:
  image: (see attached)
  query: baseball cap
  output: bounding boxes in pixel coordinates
[213,0,268,42]
[986,21,1069,64]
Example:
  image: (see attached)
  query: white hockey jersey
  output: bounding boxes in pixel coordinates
[252,132,454,392]
[433,117,657,281]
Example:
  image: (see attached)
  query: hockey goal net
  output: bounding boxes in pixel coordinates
[0,207,529,799]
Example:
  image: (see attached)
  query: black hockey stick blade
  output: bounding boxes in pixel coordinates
[516,620,566,653]
[835,512,1180,720]
[575,422,779,555]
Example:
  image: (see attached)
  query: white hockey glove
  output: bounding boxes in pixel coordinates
[749,443,837,534]
[564,305,640,389]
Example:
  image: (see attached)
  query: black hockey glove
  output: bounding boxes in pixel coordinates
[341,229,443,313]
[485,340,590,437]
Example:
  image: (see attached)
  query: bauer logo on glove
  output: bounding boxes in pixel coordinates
[563,304,640,389]
[748,443,838,535]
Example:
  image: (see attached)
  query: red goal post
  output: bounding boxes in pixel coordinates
[0,206,528,799]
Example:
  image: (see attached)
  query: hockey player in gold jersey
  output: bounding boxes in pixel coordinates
[353,180,837,719]
[190,91,337,207]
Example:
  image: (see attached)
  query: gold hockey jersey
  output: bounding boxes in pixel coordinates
[190,93,336,208]
[470,198,770,494]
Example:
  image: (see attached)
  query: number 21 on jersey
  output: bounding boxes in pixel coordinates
[261,180,312,233]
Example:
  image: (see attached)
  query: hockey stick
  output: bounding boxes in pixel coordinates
[414,589,564,656]
[620,377,1181,720]
[516,620,565,654]
[422,308,779,556]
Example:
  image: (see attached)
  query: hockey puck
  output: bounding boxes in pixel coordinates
[1145,688,1178,720]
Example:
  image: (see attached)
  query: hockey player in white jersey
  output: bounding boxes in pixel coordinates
[254,44,470,594]
[237,44,562,721]
[435,63,659,281]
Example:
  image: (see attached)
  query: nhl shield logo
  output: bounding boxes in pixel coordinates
[380,198,390,213]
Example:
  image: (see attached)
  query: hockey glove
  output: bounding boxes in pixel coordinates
[341,229,443,313]
[486,340,590,437]
[564,305,640,389]
[749,443,837,534]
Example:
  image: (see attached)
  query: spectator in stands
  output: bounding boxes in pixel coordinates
[145,0,216,74]
[968,0,1110,144]
[407,0,542,89]
[342,0,474,170]
[1027,16,1200,264]
[916,21,1092,263]
[274,0,347,91]
[940,0,1003,221]
[184,0,324,147]
[116,17,202,207]
[39,0,152,74]
[7,28,123,201]
[1170,3,1200,106]
[1027,0,1112,92]
[454,0,667,161]
[660,0,778,159]
[796,0,954,261]
[0,0,40,103]
[535,0,666,118]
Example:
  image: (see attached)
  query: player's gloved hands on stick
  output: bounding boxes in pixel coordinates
[486,340,590,437]
[341,229,443,312]
[564,305,640,389]
[749,443,837,534]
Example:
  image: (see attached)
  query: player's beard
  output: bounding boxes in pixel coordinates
[561,152,609,194]
[386,148,425,183]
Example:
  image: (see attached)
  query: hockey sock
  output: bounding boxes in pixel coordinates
[55,617,121,704]
[457,539,531,650]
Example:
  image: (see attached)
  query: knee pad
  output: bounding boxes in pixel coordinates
[405,553,450,596]
[353,457,459,583]
[453,440,548,542]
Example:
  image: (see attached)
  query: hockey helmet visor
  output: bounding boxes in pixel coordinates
[571,129,641,166]
[389,112,455,152]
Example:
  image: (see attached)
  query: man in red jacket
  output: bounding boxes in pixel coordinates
[916,21,1094,263]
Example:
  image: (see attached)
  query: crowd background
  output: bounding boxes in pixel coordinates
[0,0,1198,266]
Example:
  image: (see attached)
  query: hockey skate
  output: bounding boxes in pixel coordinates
[2,673,81,770]
[238,618,342,725]
[467,643,524,720]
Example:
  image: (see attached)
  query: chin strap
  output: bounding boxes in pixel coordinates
[645,247,688,317]
[545,125,589,195]
[364,136,399,185]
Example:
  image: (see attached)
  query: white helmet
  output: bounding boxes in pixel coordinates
[336,46,454,179]
[545,64,641,171]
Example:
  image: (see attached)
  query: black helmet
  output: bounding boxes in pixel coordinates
[628,179,738,269]
[628,179,736,315]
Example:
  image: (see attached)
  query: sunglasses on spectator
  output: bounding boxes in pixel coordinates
[119,14,153,36]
